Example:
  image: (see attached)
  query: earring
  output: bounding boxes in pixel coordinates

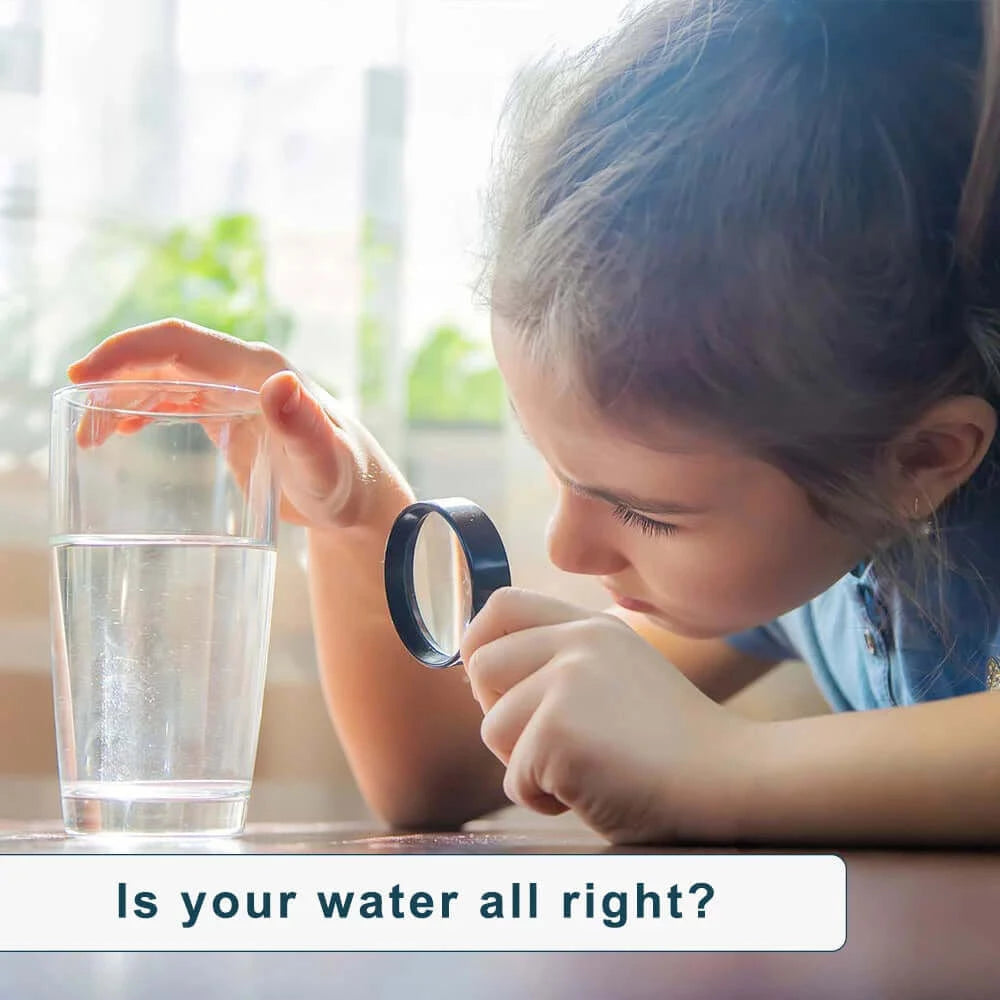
[915,496,933,537]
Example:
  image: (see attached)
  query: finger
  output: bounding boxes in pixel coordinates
[260,371,356,520]
[460,588,589,668]
[115,415,153,436]
[479,664,552,764]
[67,319,284,388]
[74,383,229,449]
[466,623,567,711]
[502,711,571,816]
[74,388,167,448]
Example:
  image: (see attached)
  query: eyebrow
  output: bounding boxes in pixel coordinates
[507,399,708,517]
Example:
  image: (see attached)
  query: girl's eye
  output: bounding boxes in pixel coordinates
[611,504,678,537]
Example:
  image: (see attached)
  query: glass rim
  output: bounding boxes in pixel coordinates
[53,380,262,419]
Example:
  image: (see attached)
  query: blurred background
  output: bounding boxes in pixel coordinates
[0,0,635,823]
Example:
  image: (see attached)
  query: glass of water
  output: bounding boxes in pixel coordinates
[49,380,278,836]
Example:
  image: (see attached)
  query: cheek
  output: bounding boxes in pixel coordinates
[627,511,849,626]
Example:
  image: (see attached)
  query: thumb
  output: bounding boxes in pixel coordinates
[260,371,361,526]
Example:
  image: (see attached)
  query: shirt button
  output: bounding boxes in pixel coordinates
[864,631,877,654]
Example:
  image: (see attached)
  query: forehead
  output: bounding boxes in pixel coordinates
[493,320,749,489]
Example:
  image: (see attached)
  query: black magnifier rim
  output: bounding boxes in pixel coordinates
[385,498,511,668]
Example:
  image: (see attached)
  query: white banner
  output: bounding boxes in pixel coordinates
[0,854,846,951]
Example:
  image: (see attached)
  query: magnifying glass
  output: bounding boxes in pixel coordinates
[384,498,511,667]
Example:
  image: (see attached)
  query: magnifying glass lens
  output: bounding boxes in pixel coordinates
[411,512,473,658]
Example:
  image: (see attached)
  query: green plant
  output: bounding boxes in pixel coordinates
[407,324,504,425]
[82,213,294,350]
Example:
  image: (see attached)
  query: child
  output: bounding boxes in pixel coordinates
[69,0,1000,844]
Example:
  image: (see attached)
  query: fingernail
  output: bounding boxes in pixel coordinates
[280,383,300,416]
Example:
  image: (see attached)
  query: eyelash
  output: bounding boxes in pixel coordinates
[611,504,678,538]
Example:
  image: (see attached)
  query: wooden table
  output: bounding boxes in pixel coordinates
[0,820,996,999]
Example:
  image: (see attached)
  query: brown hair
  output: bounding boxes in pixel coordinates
[484,0,1000,626]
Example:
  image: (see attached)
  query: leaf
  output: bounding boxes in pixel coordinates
[79,213,295,352]
[407,324,504,425]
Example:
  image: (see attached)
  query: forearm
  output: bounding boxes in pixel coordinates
[306,481,507,829]
[732,692,1000,845]
[612,608,779,702]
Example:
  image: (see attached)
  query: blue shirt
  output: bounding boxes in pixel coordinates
[726,458,1000,711]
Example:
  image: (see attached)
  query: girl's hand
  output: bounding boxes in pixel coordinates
[460,588,759,844]
[68,319,403,528]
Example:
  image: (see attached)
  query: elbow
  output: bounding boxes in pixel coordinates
[362,775,508,833]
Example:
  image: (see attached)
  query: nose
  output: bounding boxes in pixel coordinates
[545,490,630,577]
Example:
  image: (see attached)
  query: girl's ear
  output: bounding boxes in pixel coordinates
[886,395,998,519]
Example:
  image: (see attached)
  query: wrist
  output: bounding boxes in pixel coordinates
[307,452,413,543]
[678,713,780,844]
[722,717,800,844]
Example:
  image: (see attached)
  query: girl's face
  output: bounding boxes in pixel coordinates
[493,324,868,638]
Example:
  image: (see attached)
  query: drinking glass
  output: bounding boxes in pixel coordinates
[49,380,278,836]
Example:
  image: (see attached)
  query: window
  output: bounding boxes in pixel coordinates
[0,0,628,821]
